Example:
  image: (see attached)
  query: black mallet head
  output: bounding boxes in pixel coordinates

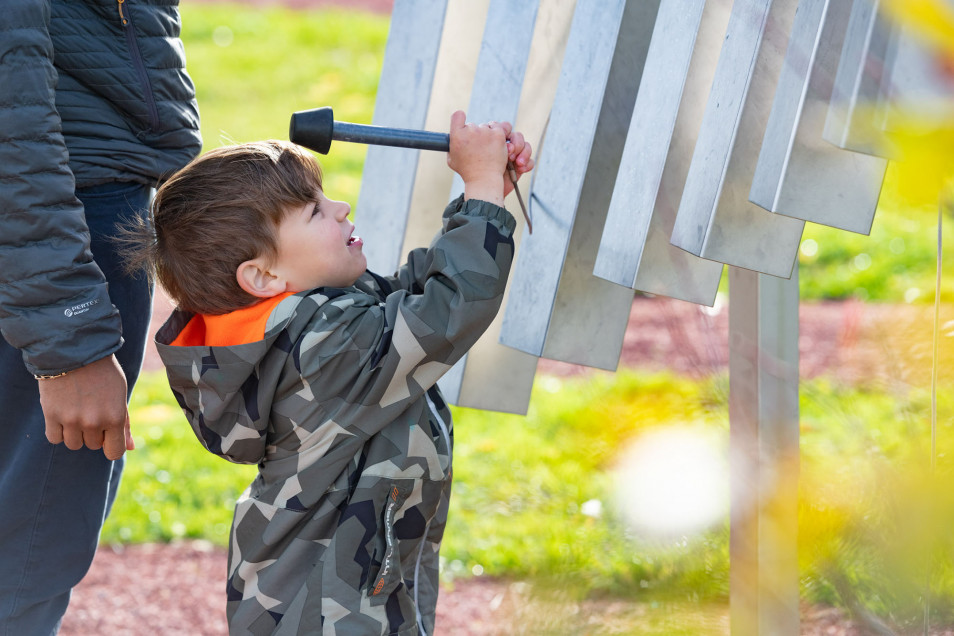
[289,107,335,155]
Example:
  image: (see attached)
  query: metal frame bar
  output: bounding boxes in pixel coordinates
[728,266,800,636]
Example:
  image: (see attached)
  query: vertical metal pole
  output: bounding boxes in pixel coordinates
[729,265,800,636]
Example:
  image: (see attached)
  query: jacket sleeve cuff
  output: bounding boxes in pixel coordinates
[5,289,123,377]
[442,195,517,237]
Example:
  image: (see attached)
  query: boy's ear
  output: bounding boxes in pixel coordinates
[236,258,287,298]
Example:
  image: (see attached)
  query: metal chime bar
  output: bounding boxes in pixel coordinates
[445,0,576,409]
[823,0,895,155]
[355,0,448,275]
[593,0,729,304]
[882,24,954,123]
[500,0,661,368]
[750,0,887,235]
[670,0,804,279]
[399,0,488,257]
[391,0,492,414]
[436,0,544,415]
[445,1,538,201]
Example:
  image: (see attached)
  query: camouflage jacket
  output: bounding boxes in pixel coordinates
[156,196,516,635]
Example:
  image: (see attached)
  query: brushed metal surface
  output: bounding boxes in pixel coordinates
[400,0,489,258]
[822,0,894,155]
[728,266,800,636]
[355,0,448,275]
[670,0,805,279]
[594,0,728,304]
[500,0,661,368]
[750,0,887,235]
[437,0,543,415]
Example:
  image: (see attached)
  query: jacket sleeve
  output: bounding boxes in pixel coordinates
[372,194,476,296]
[303,196,516,414]
[0,0,123,376]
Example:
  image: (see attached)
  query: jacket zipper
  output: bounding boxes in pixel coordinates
[370,485,402,597]
[413,392,451,636]
[413,519,432,636]
[117,0,160,132]
[425,392,451,469]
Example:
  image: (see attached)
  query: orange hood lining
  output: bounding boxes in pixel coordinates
[170,292,295,348]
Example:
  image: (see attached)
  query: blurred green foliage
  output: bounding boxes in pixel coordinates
[179,3,388,206]
[800,163,954,303]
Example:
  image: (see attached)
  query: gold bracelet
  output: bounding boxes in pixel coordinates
[34,371,69,380]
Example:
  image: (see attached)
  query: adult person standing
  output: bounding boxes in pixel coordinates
[0,1,201,632]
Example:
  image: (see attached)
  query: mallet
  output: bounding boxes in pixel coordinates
[289,107,531,233]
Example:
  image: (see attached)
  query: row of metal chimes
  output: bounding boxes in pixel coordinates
[347,0,951,633]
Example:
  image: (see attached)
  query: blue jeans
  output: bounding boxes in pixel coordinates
[0,182,154,635]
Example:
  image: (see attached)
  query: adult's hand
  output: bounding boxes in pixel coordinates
[38,354,135,460]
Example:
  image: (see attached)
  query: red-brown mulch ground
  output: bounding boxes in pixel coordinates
[59,537,878,635]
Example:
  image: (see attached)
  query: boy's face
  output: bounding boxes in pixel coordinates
[271,191,366,291]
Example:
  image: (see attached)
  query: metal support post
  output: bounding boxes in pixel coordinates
[728,265,801,636]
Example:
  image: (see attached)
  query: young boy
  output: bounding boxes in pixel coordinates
[124,111,532,635]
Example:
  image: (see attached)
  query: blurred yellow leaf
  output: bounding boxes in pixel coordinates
[881,0,954,60]
[875,0,954,206]
[882,116,954,207]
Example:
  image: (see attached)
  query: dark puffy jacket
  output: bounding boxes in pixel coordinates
[0,0,201,376]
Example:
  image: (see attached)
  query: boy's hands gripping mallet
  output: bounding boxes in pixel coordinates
[289,107,531,233]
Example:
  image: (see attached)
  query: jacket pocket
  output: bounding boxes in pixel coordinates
[367,483,409,605]
[117,0,160,132]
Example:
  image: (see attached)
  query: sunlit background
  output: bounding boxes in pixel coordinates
[58,1,954,634]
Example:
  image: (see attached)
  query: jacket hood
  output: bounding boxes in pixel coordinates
[154,197,517,471]
[155,294,305,464]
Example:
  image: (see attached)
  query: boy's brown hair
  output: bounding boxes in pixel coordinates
[122,140,323,315]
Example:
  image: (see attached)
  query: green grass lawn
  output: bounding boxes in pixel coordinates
[102,3,954,631]
[179,3,389,206]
